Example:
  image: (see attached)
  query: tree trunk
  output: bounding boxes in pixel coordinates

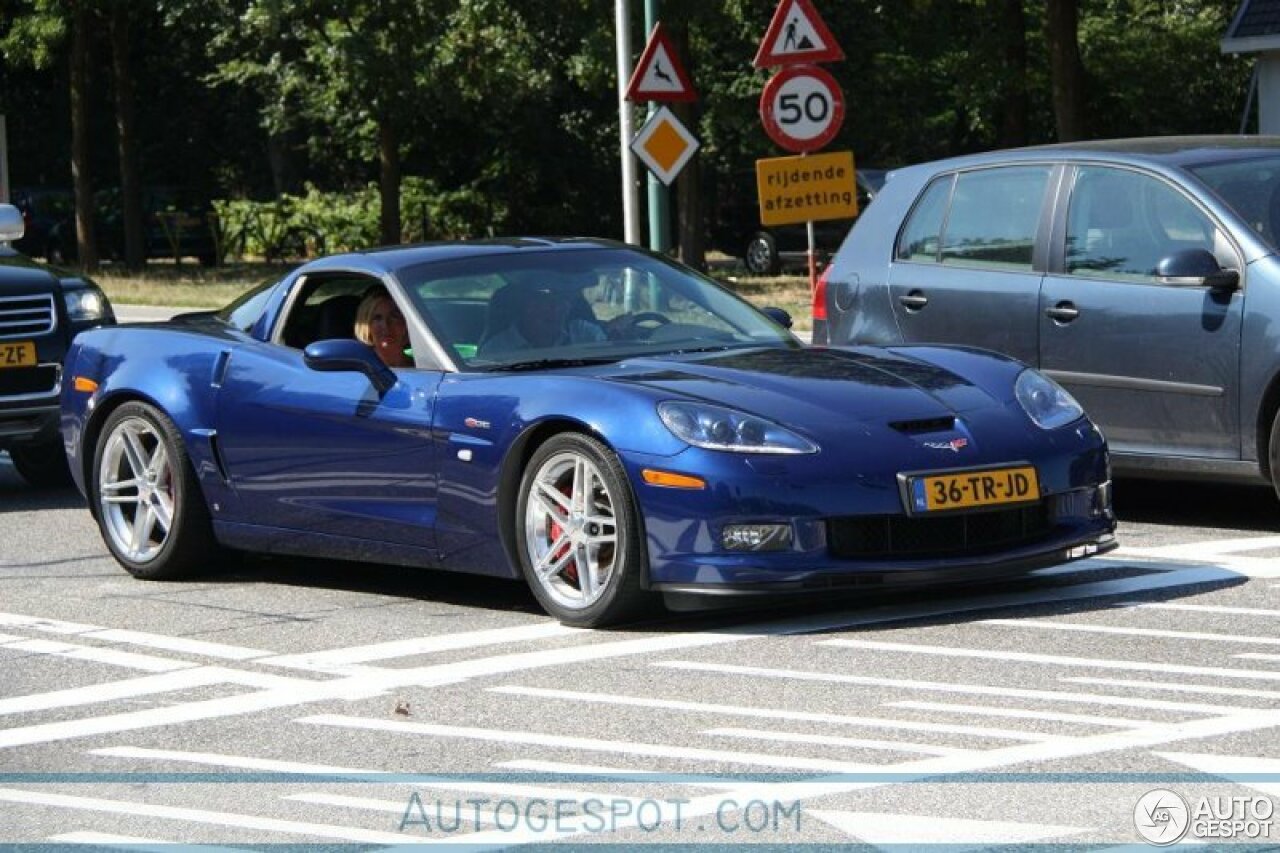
[378,117,401,245]
[110,1,144,271]
[1046,0,1087,142]
[70,1,98,272]
[997,0,1029,148]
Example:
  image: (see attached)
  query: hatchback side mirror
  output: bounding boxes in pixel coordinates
[1156,248,1239,290]
[304,338,397,395]
[0,204,25,243]
[761,306,793,329]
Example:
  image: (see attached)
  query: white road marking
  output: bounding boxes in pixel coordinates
[702,727,968,757]
[297,714,878,772]
[0,612,271,659]
[1118,601,1280,618]
[819,638,1280,682]
[887,701,1153,729]
[1112,546,1280,578]
[807,810,1086,847]
[493,759,742,789]
[654,661,1251,715]
[259,621,578,668]
[0,788,419,844]
[1232,652,1280,662]
[1062,676,1280,701]
[489,683,1053,742]
[0,638,197,673]
[0,668,302,717]
[49,832,250,851]
[91,745,382,775]
[1151,752,1280,798]
[981,617,1280,646]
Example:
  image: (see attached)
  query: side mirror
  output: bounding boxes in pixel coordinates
[303,338,397,395]
[761,306,794,329]
[0,204,25,243]
[1156,248,1239,290]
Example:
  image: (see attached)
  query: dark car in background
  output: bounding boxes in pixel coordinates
[10,187,74,262]
[48,187,220,267]
[714,167,884,275]
[823,135,1280,497]
[0,203,115,486]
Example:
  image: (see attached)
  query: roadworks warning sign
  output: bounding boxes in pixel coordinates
[756,150,857,226]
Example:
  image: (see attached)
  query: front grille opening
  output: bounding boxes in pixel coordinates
[0,294,56,337]
[828,502,1052,559]
[0,365,59,396]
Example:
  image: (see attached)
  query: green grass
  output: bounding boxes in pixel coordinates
[91,260,815,329]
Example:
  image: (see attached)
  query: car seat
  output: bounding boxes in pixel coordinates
[313,293,362,342]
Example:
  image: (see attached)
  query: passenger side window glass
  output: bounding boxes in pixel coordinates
[939,166,1050,271]
[1066,166,1219,282]
[279,276,380,349]
[895,175,952,263]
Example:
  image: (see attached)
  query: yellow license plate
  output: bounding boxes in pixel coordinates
[906,465,1039,514]
[0,341,36,369]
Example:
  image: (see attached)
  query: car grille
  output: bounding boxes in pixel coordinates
[0,365,60,397]
[827,502,1052,559]
[0,294,56,338]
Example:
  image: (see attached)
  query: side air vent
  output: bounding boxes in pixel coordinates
[890,416,955,433]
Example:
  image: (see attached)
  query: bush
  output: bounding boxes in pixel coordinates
[212,178,506,260]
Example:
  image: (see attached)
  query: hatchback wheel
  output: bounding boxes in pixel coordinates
[516,433,652,627]
[745,231,780,275]
[93,402,216,579]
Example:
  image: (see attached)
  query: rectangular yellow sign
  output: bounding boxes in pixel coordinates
[756,150,858,227]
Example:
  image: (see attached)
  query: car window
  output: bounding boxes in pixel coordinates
[278,275,383,349]
[938,166,1050,271]
[895,175,953,262]
[1066,167,1219,282]
[216,279,277,333]
[1187,155,1280,250]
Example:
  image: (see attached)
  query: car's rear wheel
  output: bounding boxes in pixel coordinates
[9,442,72,488]
[1269,409,1280,503]
[745,231,780,275]
[516,433,652,627]
[93,402,216,580]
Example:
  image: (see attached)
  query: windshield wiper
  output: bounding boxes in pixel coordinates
[487,356,618,372]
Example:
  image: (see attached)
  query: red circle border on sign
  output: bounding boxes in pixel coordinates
[759,64,845,154]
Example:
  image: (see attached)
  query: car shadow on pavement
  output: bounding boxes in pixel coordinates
[1113,477,1280,532]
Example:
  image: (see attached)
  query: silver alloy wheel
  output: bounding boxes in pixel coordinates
[523,449,619,611]
[97,416,175,564]
[746,236,776,274]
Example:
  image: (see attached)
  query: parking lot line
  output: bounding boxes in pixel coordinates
[980,617,1280,646]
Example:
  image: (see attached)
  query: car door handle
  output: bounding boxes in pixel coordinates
[1045,302,1079,323]
[899,291,929,310]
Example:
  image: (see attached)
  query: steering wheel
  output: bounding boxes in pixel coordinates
[607,311,671,340]
[629,312,671,328]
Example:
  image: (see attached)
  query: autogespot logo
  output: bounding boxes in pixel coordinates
[1135,789,1190,845]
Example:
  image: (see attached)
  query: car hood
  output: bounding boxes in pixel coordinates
[0,249,59,294]
[602,346,1012,432]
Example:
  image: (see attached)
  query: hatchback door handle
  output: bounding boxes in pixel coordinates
[899,291,929,310]
[1045,302,1079,323]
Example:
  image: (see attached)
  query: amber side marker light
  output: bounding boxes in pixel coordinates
[72,377,98,393]
[641,469,706,489]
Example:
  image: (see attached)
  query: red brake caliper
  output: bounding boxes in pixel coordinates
[549,481,578,586]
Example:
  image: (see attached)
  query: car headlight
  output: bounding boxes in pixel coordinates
[1015,369,1083,429]
[64,287,108,322]
[658,401,817,454]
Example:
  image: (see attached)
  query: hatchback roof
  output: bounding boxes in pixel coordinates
[916,135,1280,172]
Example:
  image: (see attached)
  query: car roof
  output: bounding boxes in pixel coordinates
[902,135,1280,174]
[300,236,633,276]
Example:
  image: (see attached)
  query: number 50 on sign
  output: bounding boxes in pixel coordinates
[759,64,845,153]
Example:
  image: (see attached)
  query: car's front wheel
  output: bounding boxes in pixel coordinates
[745,231,780,275]
[9,442,72,488]
[515,433,652,627]
[92,402,216,580]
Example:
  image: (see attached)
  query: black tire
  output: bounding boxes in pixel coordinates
[1269,409,1280,503]
[9,442,72,488]
[744,231,780,275]
[90,402,218,580]
[515,433,654,627]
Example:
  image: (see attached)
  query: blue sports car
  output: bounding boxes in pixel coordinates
[60,239,1116,626]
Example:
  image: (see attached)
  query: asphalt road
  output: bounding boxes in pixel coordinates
[2,452,1279,848]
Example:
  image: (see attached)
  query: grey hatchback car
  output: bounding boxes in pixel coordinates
[824,136,1280,495]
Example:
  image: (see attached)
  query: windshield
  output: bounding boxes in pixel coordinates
[395,247,799,370]
[1187,155,1280,250]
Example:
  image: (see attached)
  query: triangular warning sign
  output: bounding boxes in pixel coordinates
[625,22,696,102]
[753,0,845,68]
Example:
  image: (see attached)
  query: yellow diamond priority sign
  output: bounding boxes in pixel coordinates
[631,106,699,186]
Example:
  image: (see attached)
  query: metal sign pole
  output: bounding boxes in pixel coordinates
[0,116,9,204]
[615,0,641,244]
[644,0,671,254]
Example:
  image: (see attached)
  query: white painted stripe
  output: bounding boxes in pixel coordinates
[1062,676,1280,700]
[261,621,577,667]
[0,611,271,659]
[0,788,418,844]
[0,632,25,643]
[488,684,1053,742]
[981,617,1280,647]
[91,745,383,775]
[0,668,298,717]
[1138,534,1280,554]
[1233,652,1280,662]
[887,701,1151,728]
[298,713,877,772]
[0,638,196,672]
[654,661,1247,715]
[819,638,1280,682]
[1119,601,1280,618]
[1112,546,1280,578]
[50,832,250,852]
[703,727,967,757]
[493,759,743,789]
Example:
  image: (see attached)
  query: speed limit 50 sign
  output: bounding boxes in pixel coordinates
[758,64,844,153]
